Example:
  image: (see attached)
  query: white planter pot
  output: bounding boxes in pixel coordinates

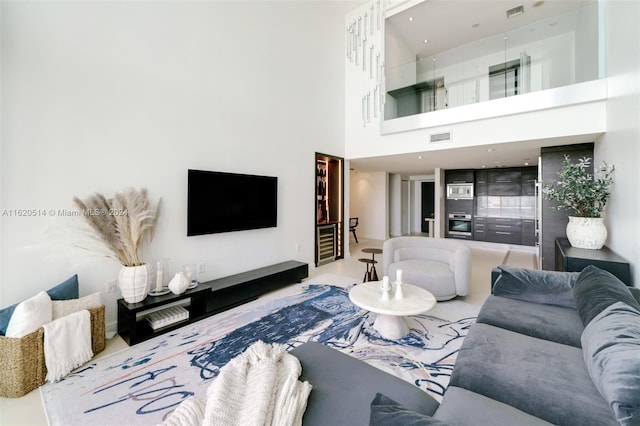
[118,264,152,303]
[566,216,607,250]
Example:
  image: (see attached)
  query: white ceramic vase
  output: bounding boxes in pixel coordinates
[566,216,607,250]
[168,272,190,295]
[118,264,152,303]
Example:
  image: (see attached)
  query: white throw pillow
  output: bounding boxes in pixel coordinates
[52,293,102,319]
[5,291,53,338]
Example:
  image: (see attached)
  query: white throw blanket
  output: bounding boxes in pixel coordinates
[161,341,312,426]
[42,309,93,383]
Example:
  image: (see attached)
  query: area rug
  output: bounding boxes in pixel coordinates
[41,276,478,425]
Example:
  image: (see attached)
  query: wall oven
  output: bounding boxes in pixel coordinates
[448,214,472,236]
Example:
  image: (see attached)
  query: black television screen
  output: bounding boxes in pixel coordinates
[187,169,278,236]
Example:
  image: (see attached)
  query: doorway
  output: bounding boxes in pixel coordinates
[421,182,435,235]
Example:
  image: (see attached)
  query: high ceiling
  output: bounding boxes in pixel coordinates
[349,0,599,177]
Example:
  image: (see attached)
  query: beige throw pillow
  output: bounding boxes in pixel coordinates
[52,293,102,319]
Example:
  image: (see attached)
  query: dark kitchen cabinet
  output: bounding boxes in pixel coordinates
[521,167,537,196]
[445,170,474,184]
[486,217,522,244]
[521,219,536,246]
[488,170,521,196]
[474,171,488,196]
[473,216,487,241]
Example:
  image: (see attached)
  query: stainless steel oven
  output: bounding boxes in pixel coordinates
[448,214,472,236]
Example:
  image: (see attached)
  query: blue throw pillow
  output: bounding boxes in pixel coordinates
[369,393,449,426]
[493,266,579,308]
[582,302,640,425]
[573,265,640,326]
[0,274,79,336]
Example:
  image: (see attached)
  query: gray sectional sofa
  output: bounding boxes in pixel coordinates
[291,265,640,425]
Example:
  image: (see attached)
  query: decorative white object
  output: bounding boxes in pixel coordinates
[379,276,391,301]
[155,260,164,293]
[396,269,403,284]
[168,272,189,295]
[566,216,607,250]
[394,281,404,300]
[183,263,198,289]
[118,264,152,303]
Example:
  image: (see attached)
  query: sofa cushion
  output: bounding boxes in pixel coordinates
[477,295,584,347]
[573,265,640,326]
[290,342,439,426]
[369,393,449,426]
[582,302,640,425]
[433,386,553,426]
[387,260,455,299]
[0,274,79,336]
[450,323,617,425]
[492,266,578,308]
[5,291,53,338]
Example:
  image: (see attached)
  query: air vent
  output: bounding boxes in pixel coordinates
[430,132,452,143]
[507,5,524,18]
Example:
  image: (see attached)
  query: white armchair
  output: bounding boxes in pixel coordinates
[382,236,471,301]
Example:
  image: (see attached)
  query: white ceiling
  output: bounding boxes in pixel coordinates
[349,0,599,177]
[349,134,603,176]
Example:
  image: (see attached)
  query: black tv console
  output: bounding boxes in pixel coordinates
[203,260,309,314]
[117,260,308,345]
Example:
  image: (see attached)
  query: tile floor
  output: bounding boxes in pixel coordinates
[0,238,538,425]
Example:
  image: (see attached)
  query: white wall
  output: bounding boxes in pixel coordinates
[1,1,346,327]
[597,0,640,286]
[349,170,388,241]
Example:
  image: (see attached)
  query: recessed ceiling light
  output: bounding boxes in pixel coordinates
[524,162,530,166]
[423,39,429,44]
[408,17,414,22]
[418,155,423,160]
[487,148,495,152]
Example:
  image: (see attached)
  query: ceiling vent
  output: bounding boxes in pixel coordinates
[430,132,452,143]
[506,5,524,18]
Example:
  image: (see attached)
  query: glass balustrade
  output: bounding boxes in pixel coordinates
[384,1,602,121]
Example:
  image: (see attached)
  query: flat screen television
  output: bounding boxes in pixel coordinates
[187,169,278,236]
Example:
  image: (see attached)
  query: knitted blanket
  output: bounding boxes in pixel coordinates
[162,341,312,426]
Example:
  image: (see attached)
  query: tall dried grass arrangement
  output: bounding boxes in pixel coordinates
[72,188,161,266]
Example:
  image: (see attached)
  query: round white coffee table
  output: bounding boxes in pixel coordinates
[349,281,437,340]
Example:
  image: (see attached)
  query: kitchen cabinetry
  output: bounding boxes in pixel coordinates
[521,219,536,246]
[474,171,488,196]
[488,170,521,196]
[486,217,522,244]
[473,216,487,241]
[445,170,474,184]
[521,167,537,196]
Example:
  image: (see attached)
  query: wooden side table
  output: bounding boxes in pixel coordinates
[555,238,632,285]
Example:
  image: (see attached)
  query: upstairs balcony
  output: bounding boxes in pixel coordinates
[382,0,604,135]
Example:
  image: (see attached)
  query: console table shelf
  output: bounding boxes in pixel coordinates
[555,238,632,285]
[117,260,309,345]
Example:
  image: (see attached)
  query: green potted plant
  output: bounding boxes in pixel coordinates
[543,155,615,249]
[73,188,161,302]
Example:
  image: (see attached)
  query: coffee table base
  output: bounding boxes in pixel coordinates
[373,314,410,340]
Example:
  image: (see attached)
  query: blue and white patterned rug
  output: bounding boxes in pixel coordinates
[41,274,478,425]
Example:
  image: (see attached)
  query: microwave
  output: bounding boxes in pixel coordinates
[446,183,474,200]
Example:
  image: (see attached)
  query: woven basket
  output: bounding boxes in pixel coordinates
[0,305,106,398]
